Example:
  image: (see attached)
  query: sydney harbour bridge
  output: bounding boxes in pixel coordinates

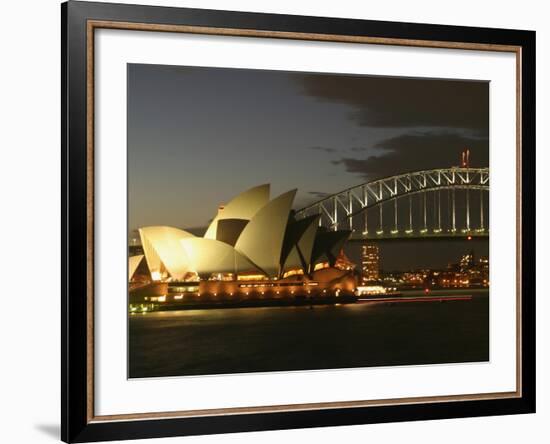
[295,167,489,241]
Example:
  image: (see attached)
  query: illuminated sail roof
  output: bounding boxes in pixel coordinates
[136,185,351,282]
[234,189,297,277]
[128,255,144,280]
[204,184,270,240]
[180,237,256,278]
[139,226,194,280]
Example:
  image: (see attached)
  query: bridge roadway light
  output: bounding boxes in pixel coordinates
[405,229,413,234]
[390,229,399,235]
[376,230,384,235]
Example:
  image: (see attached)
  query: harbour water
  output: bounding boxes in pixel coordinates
[128,290,488,378]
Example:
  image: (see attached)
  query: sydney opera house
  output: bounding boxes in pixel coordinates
[129,184,358,311]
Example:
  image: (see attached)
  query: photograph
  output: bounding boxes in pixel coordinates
[56,1,537,441]
[127,64,490,379]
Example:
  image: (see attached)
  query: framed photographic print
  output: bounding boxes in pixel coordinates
[61,1,536,442]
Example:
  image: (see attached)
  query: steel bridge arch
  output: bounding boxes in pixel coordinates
[295,167,489,231]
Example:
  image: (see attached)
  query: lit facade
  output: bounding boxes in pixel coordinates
[361,243,380,283]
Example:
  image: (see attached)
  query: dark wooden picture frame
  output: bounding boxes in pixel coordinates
[62,1,536,442]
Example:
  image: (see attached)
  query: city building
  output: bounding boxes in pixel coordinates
[428,251,489,289]
[459,250,475,272]
[361,243,380,283]
[379,249,489,290]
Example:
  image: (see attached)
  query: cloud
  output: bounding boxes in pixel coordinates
[307,146,337,153]
[331,131,488,180]
[308,191,331,198]
[298,74,489,132]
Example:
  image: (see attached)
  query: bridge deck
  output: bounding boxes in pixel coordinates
[348,231,488,241]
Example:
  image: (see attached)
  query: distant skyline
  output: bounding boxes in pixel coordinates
[128,64,489,269]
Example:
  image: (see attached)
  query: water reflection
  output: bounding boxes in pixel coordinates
[129,291,489,379]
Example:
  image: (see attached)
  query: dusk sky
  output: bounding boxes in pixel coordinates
[128,64,489,269]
